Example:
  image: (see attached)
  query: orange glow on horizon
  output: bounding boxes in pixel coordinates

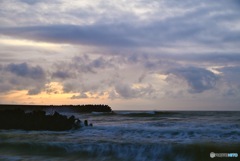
[0,82,110,105]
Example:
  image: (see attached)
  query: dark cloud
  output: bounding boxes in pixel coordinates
[52,71,71,80]
[212,66,240,97]
[0,25,135,47]
[62,82,77,93]
[91,57,109,68]
[49,55,120,97]
[187,53,240,64]
[28,88,42,95]
[19,0,42,5]
[54,55,116,75]
[168,67,218,93]
[157,53,240,65]
[0,22,201,47]
[6,63,45,80]
[1,2,240,49]
[115,84,137,99]
[138,73,146,83]
[219,66,240,74]
[0,0,239,52]
[218,66,240,84]
[71,93,88,99]
[0,62,46,95]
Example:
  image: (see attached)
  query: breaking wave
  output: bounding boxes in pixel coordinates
[91,111,178,117]
[1,141,239,161]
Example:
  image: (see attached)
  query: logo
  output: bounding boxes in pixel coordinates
[210,152,215,158]
[210,152,238,158]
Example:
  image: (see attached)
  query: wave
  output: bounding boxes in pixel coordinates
[88,111,180,118]
[91,112,116,116]
[111,111,178,117]
[0,141,239,161]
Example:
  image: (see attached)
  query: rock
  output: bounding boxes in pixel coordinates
[0,109,83,131]
[84,120,88,126]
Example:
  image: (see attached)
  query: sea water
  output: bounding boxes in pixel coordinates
[0,111,239,161]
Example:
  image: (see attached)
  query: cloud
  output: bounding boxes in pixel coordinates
[6,62,45,80]
[49,53,228,98]
[51,55,114,94]
[1,0,240,49]
[199,66,240,98]
[49,54,160,99]
[114,83,154,99]
[0,25,135,47]
[71,93,88,99]
[54,55,116,75]
[52,71,71,80]
[168,67,218,93]
[0,62,47,95]
[19,0,42,5]
[114,83,137,99]
[27,88,42,95]
[0,0,240,109]
[218,66,240,89]
[157,53,240,65]
[218,66,240,77]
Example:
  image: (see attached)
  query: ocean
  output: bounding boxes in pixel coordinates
[0,111,239,161]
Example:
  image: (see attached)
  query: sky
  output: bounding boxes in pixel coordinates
[0,0,240,110]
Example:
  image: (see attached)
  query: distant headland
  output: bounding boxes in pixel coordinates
[0,104,112,113]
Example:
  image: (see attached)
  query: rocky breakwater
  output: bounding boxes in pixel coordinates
[0,104,113,113]
[0,109,89,131]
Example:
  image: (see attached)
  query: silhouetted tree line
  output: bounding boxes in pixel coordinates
[0,108,88,131]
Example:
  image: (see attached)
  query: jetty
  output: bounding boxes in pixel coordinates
[0,104,112,113]
[0,108,81,131]
[0,104,112,131]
